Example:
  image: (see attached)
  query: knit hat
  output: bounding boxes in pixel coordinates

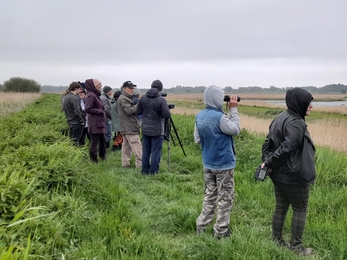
[103,86,112,94]
[113,91,121,100]
[151,80,163,92]
[93,79,101,87]
[78,81,85,89]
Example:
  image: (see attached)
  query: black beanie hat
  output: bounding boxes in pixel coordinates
[103,86,112,94]
[151,80,163,92]
[113,90,121,100]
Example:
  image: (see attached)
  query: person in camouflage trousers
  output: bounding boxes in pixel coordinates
[194,85,240,239]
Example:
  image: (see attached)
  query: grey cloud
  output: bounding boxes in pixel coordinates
[1,0,347,87]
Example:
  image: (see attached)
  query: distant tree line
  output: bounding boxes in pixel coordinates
[39,83,347,94]
[1,76,346,94]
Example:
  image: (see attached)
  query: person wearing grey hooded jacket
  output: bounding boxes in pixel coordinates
[100,86,113,148]
[194,85,240,239]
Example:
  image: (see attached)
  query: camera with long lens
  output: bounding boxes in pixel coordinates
[167,104,175,110]
[254,165,268,181]
[224,95,241,102]
[160,92,175,109]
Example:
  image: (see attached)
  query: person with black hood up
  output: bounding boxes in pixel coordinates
[261,87,315,256]
[137,80,171,175]
[84,78,107,163]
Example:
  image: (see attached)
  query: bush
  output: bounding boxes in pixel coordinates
[3,77,41,93]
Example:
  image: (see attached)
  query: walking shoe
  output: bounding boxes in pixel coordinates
[214,229,232,240]
[273,237,288,248]
[289,245,313,256]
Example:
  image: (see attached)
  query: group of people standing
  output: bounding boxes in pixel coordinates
[62,78,171,174]
[63,81,316,256]
[195,86,315,256]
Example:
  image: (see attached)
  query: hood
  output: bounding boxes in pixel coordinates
[101,91,110,99]
[285,88,313,119]
[146,88,161,98]
[203,85,224,110]
[85,79,100,96]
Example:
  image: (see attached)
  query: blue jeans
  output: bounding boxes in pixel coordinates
[105,121,112,144]
[142,135,164,174]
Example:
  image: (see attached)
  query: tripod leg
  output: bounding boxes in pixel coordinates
[170,132,176,146]
[167,137,170,171]
[170,117,187,157]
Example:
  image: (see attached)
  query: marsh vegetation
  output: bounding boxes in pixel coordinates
[166,93,347,152]
[0,92,41,118]
[0,93,346,259]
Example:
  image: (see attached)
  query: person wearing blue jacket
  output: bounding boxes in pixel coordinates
[194,85,240,239]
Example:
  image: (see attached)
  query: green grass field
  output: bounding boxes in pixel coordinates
[0,94,346,259]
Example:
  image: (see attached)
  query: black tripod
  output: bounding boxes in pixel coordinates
[164,117,186,170]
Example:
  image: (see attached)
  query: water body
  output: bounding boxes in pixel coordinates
[265,100,347,107]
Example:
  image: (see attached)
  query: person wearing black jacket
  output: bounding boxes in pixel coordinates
[136,80,171,175]
[261,87,315,256]
[62,82,86,146]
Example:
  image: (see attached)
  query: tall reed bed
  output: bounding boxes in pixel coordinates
[171,104,347,153]
[0,92,41,118]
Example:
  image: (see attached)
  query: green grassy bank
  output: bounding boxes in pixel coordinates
[0,94,346,259]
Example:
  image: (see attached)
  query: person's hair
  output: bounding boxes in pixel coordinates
[68,82,82,92]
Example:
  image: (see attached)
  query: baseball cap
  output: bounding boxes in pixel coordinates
[122,81,137,89]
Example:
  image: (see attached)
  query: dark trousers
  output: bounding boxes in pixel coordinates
[142,135,164,174]
[89,133,106,163]
[69,123,85,146]
[272,183,310,247]
[79,127,90,146]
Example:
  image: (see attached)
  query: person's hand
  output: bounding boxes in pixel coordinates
[228,95,239,108]
[261,163,272,173]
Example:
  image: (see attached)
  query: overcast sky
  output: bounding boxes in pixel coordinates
[1,0,347,89]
